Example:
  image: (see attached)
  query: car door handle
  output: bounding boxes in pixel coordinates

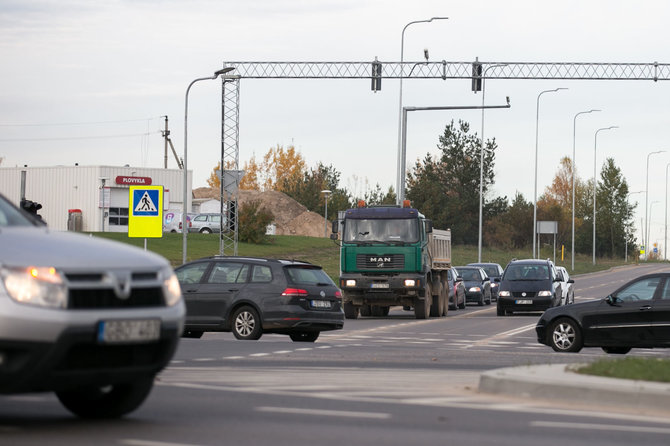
[639,305,652,311]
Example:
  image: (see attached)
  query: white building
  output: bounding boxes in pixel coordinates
[0,165,192,232]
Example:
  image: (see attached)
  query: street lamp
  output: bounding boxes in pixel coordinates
[533,88,567,258]
[570,109,600,270]
[182,67,235,265]
[649,200,660,258]
[321,189,332,238]
[666,164,670,261]
[592,126,618,265]
[477,63,507,263]
[645,150,665,261]
[626,190,644,263]
[396,16,448,204]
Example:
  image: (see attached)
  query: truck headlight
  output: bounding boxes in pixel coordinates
[344,279,356,287]
[538,290,552,297]
[404,279,416,287]
[1,266,67,308]
[162,268,183,307]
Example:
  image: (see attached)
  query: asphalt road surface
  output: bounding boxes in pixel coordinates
[3,263,670,445]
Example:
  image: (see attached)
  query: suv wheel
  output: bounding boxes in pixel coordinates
[56,377,154,419]
[231,305,262,340]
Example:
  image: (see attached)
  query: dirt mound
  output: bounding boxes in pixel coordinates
[192,187,326,237]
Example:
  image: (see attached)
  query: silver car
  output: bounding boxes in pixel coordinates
[188,213,224,234]
[0,193,185,418]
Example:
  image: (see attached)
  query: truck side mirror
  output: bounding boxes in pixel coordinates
[424,219,433,233]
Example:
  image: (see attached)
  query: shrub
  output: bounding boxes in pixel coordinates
[238,200,274,244]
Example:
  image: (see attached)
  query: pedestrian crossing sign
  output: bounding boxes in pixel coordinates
[128,186,163,238]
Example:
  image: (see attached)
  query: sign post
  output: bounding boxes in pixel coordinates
[128,186,164,245]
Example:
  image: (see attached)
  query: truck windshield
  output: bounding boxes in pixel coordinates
[343,218,419,244]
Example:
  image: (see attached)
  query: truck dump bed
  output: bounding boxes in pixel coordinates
[429,228,451,270]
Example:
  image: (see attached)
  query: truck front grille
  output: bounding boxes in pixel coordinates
[356,254,404,270]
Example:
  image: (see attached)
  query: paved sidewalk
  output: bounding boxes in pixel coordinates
[479,363,670,414]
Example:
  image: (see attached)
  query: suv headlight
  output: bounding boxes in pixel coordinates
[538,290,552,297]
[1,266,67,308]
[162,268,183,306]
[499,290,510,297]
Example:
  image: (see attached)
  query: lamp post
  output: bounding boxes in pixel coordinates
[396,16,448,204]
[649,200,660,258]
[592,126,618,265]
[666,164,670,261]
[626,191,644,262]
[645,150,665,261]
[477,63,507,263]
[570,109,600,270]
[182,67,235,265]
[321,189,332,238]
[533,88,567,258]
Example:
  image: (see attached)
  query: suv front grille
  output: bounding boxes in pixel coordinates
[64,271,165,309]
[512,291,537,298]
[68,287,164,309]
[356,254,404,270]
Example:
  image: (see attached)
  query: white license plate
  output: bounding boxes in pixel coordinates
[98,319,161,344]
[310,300,332,309]
[515,299,533,305]
[371,283,389,289]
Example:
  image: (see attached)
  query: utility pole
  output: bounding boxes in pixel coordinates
[162,116,169,168]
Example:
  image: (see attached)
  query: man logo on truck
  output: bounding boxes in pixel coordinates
[369,257,392,263]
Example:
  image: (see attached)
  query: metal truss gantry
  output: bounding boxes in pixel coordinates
[219,60,669,255]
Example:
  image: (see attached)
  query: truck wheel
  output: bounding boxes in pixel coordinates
[360,305,372,317]
[56,377,154,418]
[441,280,449,316]
[371,306,386,317]
[414,283,432,319]
[343,302,359,319]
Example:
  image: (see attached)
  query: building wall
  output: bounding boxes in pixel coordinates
[0,165,192,232]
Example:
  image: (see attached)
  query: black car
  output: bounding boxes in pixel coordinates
[447,268,466,310]
[497,259,562,316]
[175,257,344,342]
[468,262,504,301]
[536,272,670,354]
[454,266,491,306]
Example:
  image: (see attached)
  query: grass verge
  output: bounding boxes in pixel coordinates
[576,357,670,383]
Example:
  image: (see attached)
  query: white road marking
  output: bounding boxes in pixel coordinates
[530,421,670,434]
[120,440,205,446]
[256,406,391,419]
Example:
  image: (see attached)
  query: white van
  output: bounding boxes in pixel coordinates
[164,211,194,233]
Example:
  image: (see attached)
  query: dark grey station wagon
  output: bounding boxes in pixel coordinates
[175,257,344,342]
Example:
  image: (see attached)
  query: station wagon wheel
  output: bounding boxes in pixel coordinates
[231,305,262,340]
[289,331,320,342]
[549,317,582,352]
[200,228,212,234]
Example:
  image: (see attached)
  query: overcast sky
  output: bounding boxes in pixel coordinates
[1,0,669,249]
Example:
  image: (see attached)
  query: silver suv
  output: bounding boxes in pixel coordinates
[0,193,185,418]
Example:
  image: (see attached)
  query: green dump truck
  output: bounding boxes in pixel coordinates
[331,202,452,319]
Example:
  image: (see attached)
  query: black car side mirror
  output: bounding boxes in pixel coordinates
[568,279,575,284]
[494,277,500,282]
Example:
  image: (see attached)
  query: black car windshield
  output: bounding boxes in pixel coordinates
[0,195,36,227]
[286,266,335,286]
[343,218,419,244]
[504,264,549,281]
[459,269,481,281]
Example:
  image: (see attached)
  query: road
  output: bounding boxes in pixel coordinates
[3,263,670,445]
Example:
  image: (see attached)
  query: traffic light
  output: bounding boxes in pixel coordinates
[471,60,482,92]
[371,57,382,92]
[20,199,46,224]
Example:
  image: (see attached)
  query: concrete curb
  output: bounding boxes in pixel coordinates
[479,364,670,413]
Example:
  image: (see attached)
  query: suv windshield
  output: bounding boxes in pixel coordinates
[504,264,550,281]
[0,195,36,227]
[343,218,419,244]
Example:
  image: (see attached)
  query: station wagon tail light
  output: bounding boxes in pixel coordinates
[282,288,309,296]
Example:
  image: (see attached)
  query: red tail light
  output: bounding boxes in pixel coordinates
[334,290,342,299]
[282,288,308,296]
